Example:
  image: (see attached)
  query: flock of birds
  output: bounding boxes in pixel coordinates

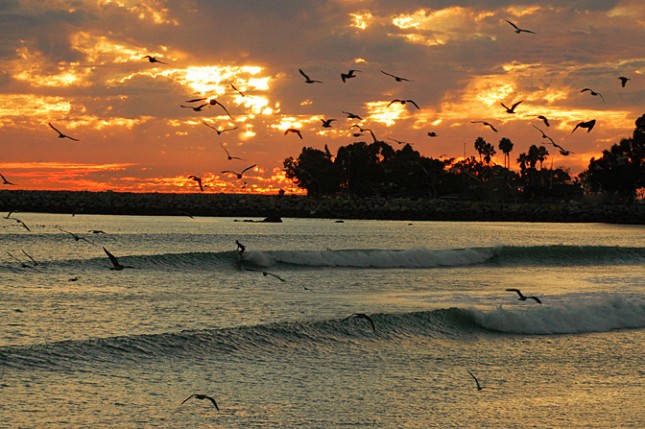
[0,18,635,193]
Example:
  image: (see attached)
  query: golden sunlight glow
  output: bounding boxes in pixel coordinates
[350,12,373,30]
[366,101,404,126]
[72,31,144,64]
[98,0,179,25]
[505,5,542,17]
[11,47,91,88]
[0,95,73,122]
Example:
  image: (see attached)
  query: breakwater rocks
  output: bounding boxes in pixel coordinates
[1,190,643,224]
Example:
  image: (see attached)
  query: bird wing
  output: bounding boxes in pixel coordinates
[241,164,257,174]
[505,19,520,31]
[205,396,219,411]
[298,69,310,80]
[186,97,207,103]
[511,100,523,110]
[48,122,62,134]
[214,101,234,119]
[103,247,121,269]
[505,288,522,297]
[408,100,420,109]
[180,395,194,405]
[530,296,542,304]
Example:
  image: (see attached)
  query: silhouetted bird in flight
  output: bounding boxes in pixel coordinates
[103,247,132,270]
[387,99,420,109]
[58,228,93,244]
[471,121,498,132]
[299,68,322,84]
[467,370,483,391]
[222,164,256,179]
[506,288,542,304]
[12,218,31,232]
[230,84,249,97]
[1,173,15,185]
[284,128,303,139]
[188,175,203,192]
[504,19,535,34]
[388,137,415,145]
[180,103,208,112]
[143,55,167,64]
[381,70,411,82]
[48,122,79,141]
[343,111,363,120]
[581,88,605,103]
[186,98,234,119]
[321,118,336,128]
[572,119,596,134]
[501,100,523,113]
[343,313,376,332]
[201,120,238,136]
[180,394,219,411]
[537,115,550,127]
[427,132,438,137]
[340,69,361,82]
[218,142,244,160]
[618,76,630,87]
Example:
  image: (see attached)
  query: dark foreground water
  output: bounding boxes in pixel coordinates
[1,214,644,428]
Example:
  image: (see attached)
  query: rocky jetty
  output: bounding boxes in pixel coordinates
[1,190,643,224]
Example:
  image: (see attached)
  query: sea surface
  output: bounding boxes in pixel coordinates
[1,213,644,428]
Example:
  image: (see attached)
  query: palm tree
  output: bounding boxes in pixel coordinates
[482,142,497,165]
[537,145,549,169]
[498,137,514,169]
[474,137,487,163]
[517,152,529,178]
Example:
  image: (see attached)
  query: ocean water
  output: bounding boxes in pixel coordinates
[1,213,644,428]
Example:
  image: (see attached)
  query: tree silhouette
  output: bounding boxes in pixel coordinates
[474,137,487,163]
[498,137,514,169]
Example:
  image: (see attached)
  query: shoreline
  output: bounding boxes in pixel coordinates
[1,190,643,224]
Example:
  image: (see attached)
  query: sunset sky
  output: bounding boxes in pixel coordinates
[1,0,643,194]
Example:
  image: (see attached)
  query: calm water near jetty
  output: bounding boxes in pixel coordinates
[1,214,644,428]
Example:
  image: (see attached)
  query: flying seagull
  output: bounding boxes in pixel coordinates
[103,247,131,270]
[244,267,286,282]
[180,103,208,112]
[504,19,536,34]
[321,118,336,128]
[21,249,39,266]
[506,288,542,304]
[580,88,605,103]
[381,70,411,82]
[467,370,483,391]
[222,164,256,179]
[48,122,79,141]
[388,137,415,146]
[180,394,219,411]
[343,313,376,332]
[143,55,167,64]
[299,68,322,84]
[618,76,630,88]
[501,100,523,113]
[284,128,303,139]
[201,120,238,136]
[537,115,550,127]
[188,175,203,192]
[1,173,15,185]
[571,119,596,134]
[58,228,93,244]
[387,99,420,109]
[218,142,244,160]
[427,131,438,137]
[340,69,361,82]
[343,111,363,120]
[471,121,498,132]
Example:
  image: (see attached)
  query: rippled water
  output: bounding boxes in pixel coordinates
[1,214,644,428]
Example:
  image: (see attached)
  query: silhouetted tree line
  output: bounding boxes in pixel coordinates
[283,114,645,202]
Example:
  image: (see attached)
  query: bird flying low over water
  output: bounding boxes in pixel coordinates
[343,313,376,332]
[180,394,219,411]
[299,68,322,84]
[143,55,167,64]
[471,121,498,132]
[48,122,79,141]
[618,76,630,87]
[103,247,131,270]
[506,288,542,303]
[572,119,596,134]
[381,70,411,82]
[504,19,536,34]
[1,173,15,185]
[581,88,605,103]
[188,175,203,192]
[284,128,303,139]
[58,228,93,244]
[467,370,483,391]
[222,164,256,179]
[387,99,420,109]
[501,100,523,113]
[341,69,361,82]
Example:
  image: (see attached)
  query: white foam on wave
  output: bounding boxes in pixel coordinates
[473,295,645,335]
[243,247,498,268]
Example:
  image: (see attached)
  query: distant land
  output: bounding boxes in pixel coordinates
[1,190,643,224]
